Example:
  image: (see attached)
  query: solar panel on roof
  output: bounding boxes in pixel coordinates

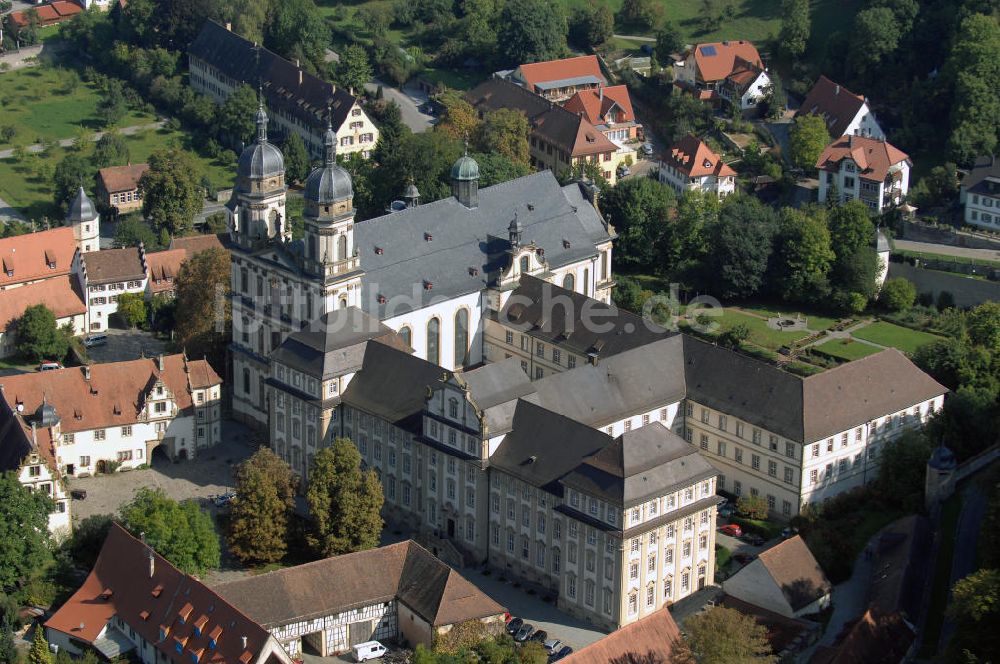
[700,45,717,56]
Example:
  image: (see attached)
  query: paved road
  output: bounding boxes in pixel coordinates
[816,540,875,647]
[0,121,166,159]
[0,195,28,223]
[612,33,656,42]
[939,484,987,649]
[363,79,434,133]
[85,328,171,363]
[894,239,1000,262]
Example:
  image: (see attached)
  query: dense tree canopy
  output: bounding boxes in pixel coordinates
[228,448,296,565]
[945,14,1000,165]
[497,0,566,66]
[702,196,778,300]
[282,132,311,185]
[599,177,676,270]
[174,247,231,371]
[16,305,70,364]
[119,487,220,575]
[0,472,52,592]
[140,148,204,235]
[673,606,776,664]
[789,115,831,172]
[307,438,384,557]
[779,0,810,58]
[774,207,835,303]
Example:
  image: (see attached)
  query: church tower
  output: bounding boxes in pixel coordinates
[231,93,288,250]
[301,117,363,310]
[66,186,100,253]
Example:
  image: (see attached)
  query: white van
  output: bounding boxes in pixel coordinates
[83,334,108,348]
[352,641,387,662]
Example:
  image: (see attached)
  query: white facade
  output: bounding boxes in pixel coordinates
[818,159,910,213]
[962,188,1000,230]
[18,448,70,536]
[842,104,886,140]
[0,310,84,359]
[727,70,771,110]
[658,162,736,199]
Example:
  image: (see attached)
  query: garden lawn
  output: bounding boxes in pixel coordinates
[851,321,945,355]
[0,65,155,146]
[738,304,839,332]
[0,127,234,222]
[716,309,810,350]
[813,338,881,361]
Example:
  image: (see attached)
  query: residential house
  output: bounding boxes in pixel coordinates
[0,226,78,291]
[0,276,86,358]
[797,76,885,140]
[467,79,631,184]
[145,249,186,299]
[563,85,643,146]
[74,246,148,332]
[959,155,1000,230]
[97,163,149,216]
[509,55,607,102]
[560,608,680,664]
[0,354,222,476]
[45,524,292,663]
[674,41,771,110]
[816,135,910,212]
[658,135,737,199]
[5,1,81,30]
[168,233,229,257]
[723,535,832,618]
[189,20,379,160]
[212,540,506,657]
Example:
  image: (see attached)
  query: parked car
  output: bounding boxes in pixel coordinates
[352,640,387,662]
[781,527,797,539]
[505,617,523,635]
[83,334,108,348]
[617,165,631,178]
[542,639,563,655]
[38,361,62,371]
[550,646,573,661]
[741,533,765,546]
[718,501,735,518]
[212,491,236,507]
[514,624,535,643]
[641,142,654,156]
[70,489,87,500]
[719,523,743,537]
[529,630,548,644]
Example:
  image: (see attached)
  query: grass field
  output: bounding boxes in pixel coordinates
[813,338,881,361]
[737,304,839,333]
[852,321,945,355]
[0,127,235,221]
[716,308,810,349]
[0,65,156,146]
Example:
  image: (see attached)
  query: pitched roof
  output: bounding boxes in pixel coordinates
[458,358,535,435]
[497,275,672,359]
[797,76,869,139]
[0,227,77,287]
[664,135,737,178]
[816,135,910,182]
[146,249,186,294]
[355,170,611,318]
[725,57,766,93]
[169,234,230,258]
[189,20,359,135]
[0,354,221,433]
[562,85,636,127]
[961,154,1000,196]
[809,609,915,664]
[0,275,85,330]
[98,163,149,193]
[212,540,504,628]
[514,55,606,92]
[561,608,680,664]
[342,341,451,425]
[691,41,763,83]
[81,246,146,285]
[45,524,279,664]
[756,535,832,612]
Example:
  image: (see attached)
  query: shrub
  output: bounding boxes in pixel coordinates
[880,277,916,312]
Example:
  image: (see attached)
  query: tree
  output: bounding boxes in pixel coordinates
[116,292,147,328]
[655,22,683,63]
[879,277,916,312]
[719,323,750,349]
[702,195,778,299]
[140,148,204,235]
[847,7,901,78]
[0,594,18,664]
[673,606,776,664]
[337,45,374,95]
[307,438,384,557]
[759,76,787,121]
[775,207,835,302]
[216,84,258,148]
[473,152,532,187]
[779,0,810,58]
[53,153,94,212]
[477,109,530,168]
[570,2,613,48]
[599,177,676,270]
[282,132,310,185]
[944,14,1000,165]
[828,201,874,259]
[228,448,296,565]
[93,131,130,169]
[15,305,70,364]
[616,0,659,30]
[948,569,1000,661]
[67,514,113,570]
[0,472,52,591]
[967,302,1000,349]
[437,90,483,142]
[119,488,220,575]
[174,247,230,372]
[97,79,128,127]
[789,115,830,172]
[875,430,932,510]
[265,0,331,73]
[28,624,53,664]
[497,0,566,66]
[113,215,159,249]
[659,189,714,277]
[736,493,769,520]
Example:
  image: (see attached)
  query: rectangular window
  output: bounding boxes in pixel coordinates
[94,429,106,441]
[121,426,132,437]
[767,460,777,477]
[751,454,760,470]
[785,442,795,459]
[735,447,743,464]
[784,467,794,484]
[700,433,709,450]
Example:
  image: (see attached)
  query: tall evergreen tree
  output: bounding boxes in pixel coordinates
[28,625,53,664]
[228,448,296,565]
[307,438,384,557]
[282,132,311,185]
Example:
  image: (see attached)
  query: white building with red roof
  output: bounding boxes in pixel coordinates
[797,76,885,141]
[816,135,910,212]
[674,41,771,110]
[658,135,737,199]
[563,85,643,145]
[510,55,607,102]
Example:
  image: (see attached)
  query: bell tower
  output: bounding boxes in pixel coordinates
[231,92,288,249]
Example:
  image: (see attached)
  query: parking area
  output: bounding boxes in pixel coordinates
[66,420,258,522]
[85,328,172,364]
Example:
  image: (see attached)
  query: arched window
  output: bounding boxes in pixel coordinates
[399,325,412,348]
[339,296,348,309]
[426,317,440,365]
[337,234,348,261]
[562,273,575,292]
[454,309,469,367]
[519,256,529,274]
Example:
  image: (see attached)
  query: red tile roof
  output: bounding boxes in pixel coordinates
[98,164,149,194]
[755,535,831,613]
[0,275,85,330]
[516,55,606,93]
[816,135,909,182]
[664,135,737,178]
[0,227,77,288]
[51,1,82,16]
[0,354,221,433]
[692,41,763,83]
[797,76,868,139]
[81,246,147,285]
[146,249,186,294]
[168,234,229,259]
[561,608,680,663]
[45,524,281,664]
[562,85,636,127]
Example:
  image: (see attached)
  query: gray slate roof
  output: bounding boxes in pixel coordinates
[66,186,98,222]
[459,358,535,435]
[355,171,611,318]
[961,155,1000,196]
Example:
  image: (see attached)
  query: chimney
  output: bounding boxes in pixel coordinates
[149,549,155,578]
[157,355,165,371]
[225,22,232,31]
[599,86,603,103]
[299,69,303,86]
[83,365,91,381]
[835,84,840,96]
[241,636,248,649]
[295,58,300,68]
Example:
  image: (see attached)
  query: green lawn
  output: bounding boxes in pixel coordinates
[716,308,810,349]
[737,304,839,333]
[852,321,945,355]
[813,338,882,361]
[0,127,235,222]
[0,65,156,146]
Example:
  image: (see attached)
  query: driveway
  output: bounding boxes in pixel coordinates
[363,79,434,133]
[0,195,28,223]
[894,239,1000,262]
[85,328,171,363]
